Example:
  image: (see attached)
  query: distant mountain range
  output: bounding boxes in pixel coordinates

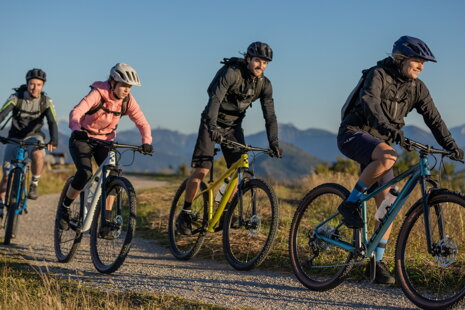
[2,121,465,180]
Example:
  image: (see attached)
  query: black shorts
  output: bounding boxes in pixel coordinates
[337,130,393,186]
[191,120,245,169]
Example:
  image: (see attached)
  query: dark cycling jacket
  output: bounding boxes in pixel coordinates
[0,91,58,145]
[340,57,454,148]
[202,58,278,144]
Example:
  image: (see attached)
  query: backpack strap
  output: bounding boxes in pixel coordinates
[13,86,48,117]
[85,95,129,116]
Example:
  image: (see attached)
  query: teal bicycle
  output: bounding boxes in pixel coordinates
[289,138,465,309]
[0,136,45,244]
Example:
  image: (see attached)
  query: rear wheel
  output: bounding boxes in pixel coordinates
[54,177,83,262]
[222,178,279,270]
[396,190,465,309]
[4,168,23,245]
[90,177,136,274]
[289,183,354,291]
[168,179,208,260]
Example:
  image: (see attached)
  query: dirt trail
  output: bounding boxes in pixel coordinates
[1,176,414,309]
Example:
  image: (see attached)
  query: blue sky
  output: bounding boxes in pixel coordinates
[1,0,464,136]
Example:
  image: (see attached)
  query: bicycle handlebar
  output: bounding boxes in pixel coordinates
[402,138,462,162]
[0,136,46,149]
[220,138,273,155]
[87,137,153,155]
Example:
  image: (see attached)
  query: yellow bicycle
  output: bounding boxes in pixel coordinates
[168,139,279,270]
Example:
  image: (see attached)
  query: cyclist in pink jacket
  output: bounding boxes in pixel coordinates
[58,63,153,230]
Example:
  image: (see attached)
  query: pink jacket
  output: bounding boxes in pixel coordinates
[69,81,152,144]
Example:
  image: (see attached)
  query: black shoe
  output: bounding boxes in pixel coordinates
[365,260,396,284]
[99,225,116,240]
[28,183,39,200]
[58,206,70,230]
[176,210,193,235]
[338,200,363,228]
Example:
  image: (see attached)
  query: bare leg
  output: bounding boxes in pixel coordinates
[0,174,8,201]
[184,168,210,203]
[30,149,44,176]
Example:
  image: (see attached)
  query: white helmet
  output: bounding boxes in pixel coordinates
[110,63,141,86]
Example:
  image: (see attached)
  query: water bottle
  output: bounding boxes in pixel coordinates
[375,186,399,221]
[215,177,230,204]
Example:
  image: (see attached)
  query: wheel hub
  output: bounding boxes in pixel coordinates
[433,237,458,267]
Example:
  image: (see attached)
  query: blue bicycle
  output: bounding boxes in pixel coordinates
[0,136,45,244]
[289,138,465,309]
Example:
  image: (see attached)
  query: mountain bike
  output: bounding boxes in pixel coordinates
[168,139,279,270]
[289,138,465,310]
[0,137,45,245]
[54,137,152,274]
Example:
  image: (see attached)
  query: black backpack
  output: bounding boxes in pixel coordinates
[13,84,48,116]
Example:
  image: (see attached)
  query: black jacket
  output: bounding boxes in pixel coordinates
[340,57,454,149]
[202,58,278,144]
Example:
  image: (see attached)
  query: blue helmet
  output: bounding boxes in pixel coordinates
[392,36,437,62]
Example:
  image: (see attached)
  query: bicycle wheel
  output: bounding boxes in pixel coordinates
[168,178,208,260]
[395,190,465,309]
[90,177,136,274]
[289,183,355,291]
[4,168,22,245]
[54,177,83,262]
[222,178,279,271]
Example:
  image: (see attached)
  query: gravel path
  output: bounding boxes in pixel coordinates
[1,176,416,309]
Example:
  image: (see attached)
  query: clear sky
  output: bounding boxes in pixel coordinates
[1,0,464,135]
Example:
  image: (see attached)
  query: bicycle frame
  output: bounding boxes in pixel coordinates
[315,154,433,259]
[5,145,30,216]
[196,153,250,233]
[79,150,116,232]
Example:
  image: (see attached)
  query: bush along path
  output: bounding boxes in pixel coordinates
[1,176,414,310]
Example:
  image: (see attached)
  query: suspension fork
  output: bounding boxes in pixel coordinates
[420,175,438,254]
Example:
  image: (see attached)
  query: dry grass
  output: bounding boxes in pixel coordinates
[0,253,229,310]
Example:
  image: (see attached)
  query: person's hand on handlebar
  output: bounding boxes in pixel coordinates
[141,143,153,155]
[47,140,57,152]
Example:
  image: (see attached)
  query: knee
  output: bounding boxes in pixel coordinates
[380,149,398,171]
[72,168,93,190]
[190,168,209,183]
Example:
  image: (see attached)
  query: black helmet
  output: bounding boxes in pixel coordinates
[26,68,47,82]
[247,42,273,61]
[392,36,437,62]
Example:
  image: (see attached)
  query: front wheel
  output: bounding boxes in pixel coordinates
[168,178,208,260]
[395,190,465,309]
[54,177,83,262]
[90,177,137,274]
[289,183,354,291]
[4,168,23,245]
[222,178,279,270]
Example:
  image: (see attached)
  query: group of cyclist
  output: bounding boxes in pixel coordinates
[0,36,463,285]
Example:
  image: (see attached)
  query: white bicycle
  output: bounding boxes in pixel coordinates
[53,137,152,274]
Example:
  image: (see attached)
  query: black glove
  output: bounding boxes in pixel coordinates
[378,124,404,146]
[208,125,223,143]
[445,141,464,161]
[71,130,88,141]
[141,143,153,154]
[269,140,283,158]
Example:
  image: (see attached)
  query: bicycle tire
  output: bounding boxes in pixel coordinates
[222,178,279,270]
[395,190,465,309]
[289,183,354,291]
[168,178,208,260]
[54,177,83,262]
[90,177,136,274]
[4,168,23,245]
